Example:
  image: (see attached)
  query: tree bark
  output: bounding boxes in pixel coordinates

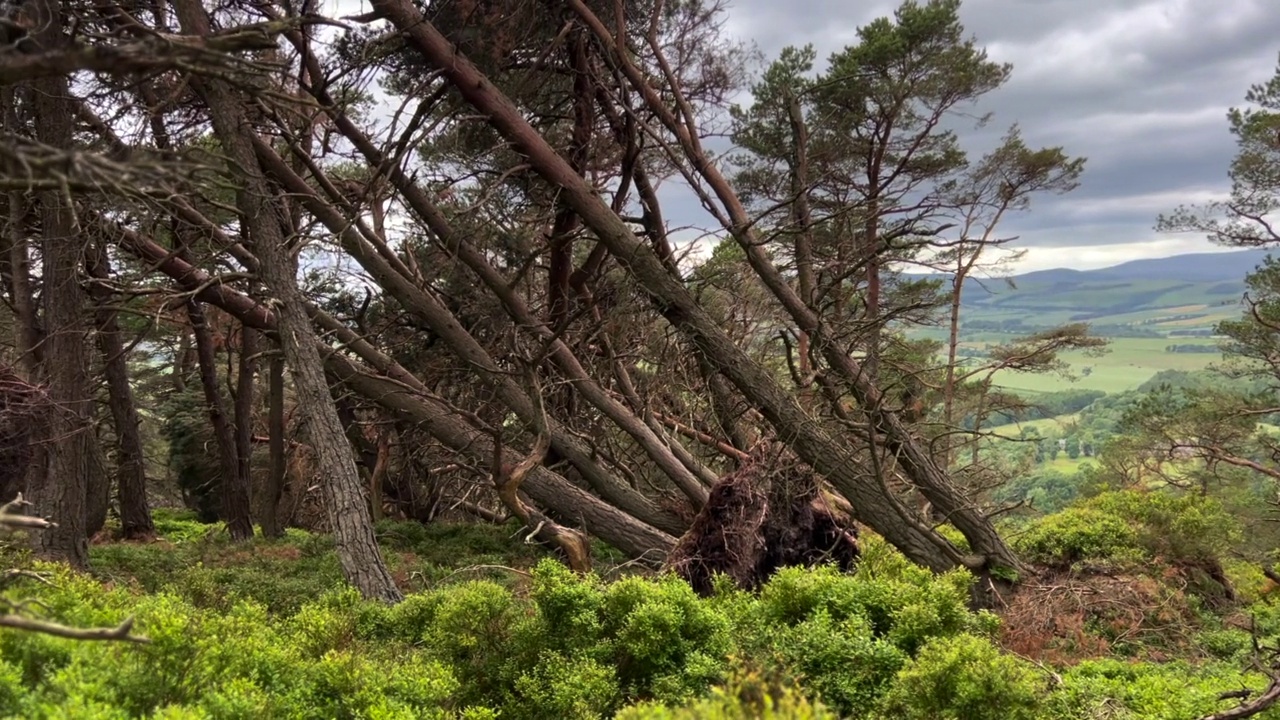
[84,424,110,538]
[27,0,91,567]
[335,395,381,521]
[87,241,155,539]
[1,185,39,505]
[784,87,817,379]
[172,0,401,602]
[3,94,42,379]
[230,325,258,539]
[186,300,251,540]
[260,347,287,538]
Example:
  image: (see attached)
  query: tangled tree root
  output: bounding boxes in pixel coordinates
[668,441,859,595]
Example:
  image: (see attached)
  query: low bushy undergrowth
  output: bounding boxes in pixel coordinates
[1013,490,1241,570]
[0,515,1277,718]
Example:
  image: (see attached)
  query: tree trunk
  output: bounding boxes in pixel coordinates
[1,191,38,506]
[187,300,251,540]
[230,325,257,538]
[335,396,383,521]
[260,347,287,538]
[785,87,816,380]
[84,424,110,538]
[88,241,154,540]
[172,330,192,394]
[28,1,90,566]
[172,0,402,602]
[3,92,42,379]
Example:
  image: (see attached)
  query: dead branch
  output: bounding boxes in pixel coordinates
[0,18,334,86]
[0,494,148,643]
[489,367,592,572]
[0,614,148,643]
[1198,674,1280,720]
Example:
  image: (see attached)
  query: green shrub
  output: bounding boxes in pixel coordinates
[1013,506,1142,567]
[508,651,617,719]
[1015,491,1243,571]
[601,571,731,703]
[1046,658,1273,720]
[616,673,836,720]
[1088,491,1241,564]
[876,633,1044,720]
[764,611,905,711]
[0,563,480,718]
[4,519,1270,719]
[725,547,996,716]
[420,580,522,706]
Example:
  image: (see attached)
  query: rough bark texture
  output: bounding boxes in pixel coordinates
[229,325,257,539]
[3,182,44,505]
[187,300,251,540]
[88,241,154,539]
[3,92,42,379]
[28,0,90,567]
[172,0,401,602]
[84,429,110,538]
[0,366,45,506]
[260,348,287,538]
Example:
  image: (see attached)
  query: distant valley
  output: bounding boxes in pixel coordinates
[923,248,1273,336]
[911,248,1275,395]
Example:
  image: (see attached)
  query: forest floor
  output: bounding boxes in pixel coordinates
[0,507,1276,718]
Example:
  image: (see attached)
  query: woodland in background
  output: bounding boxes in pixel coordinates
[7,0,1280,713]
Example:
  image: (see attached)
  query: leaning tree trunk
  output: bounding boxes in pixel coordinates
[110,219,680,563]
[370,0,1020,577]
[88,240,154,539]
[172,0,401,602]
[28,0,91,567]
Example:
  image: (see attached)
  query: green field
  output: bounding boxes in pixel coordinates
[986,413,1081,438]
[1044,456,1095,473]
[990,336,1222,395]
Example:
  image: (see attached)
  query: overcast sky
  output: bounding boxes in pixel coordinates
[660,0,1280,273]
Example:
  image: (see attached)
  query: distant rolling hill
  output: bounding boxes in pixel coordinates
[930,248,1274,332]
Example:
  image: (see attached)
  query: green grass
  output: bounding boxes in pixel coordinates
[991,337,1222,395]
[1043,456,1096,474]
[985,414,1081,438]
[84,509,556,614]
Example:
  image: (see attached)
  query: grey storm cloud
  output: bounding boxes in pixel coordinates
[664,0,1280,271]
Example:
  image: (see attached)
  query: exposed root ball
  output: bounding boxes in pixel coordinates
[668,441,859,595]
